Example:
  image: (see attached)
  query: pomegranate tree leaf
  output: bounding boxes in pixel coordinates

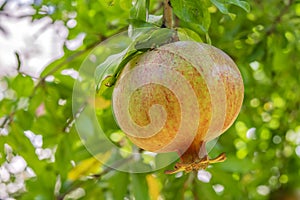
[171,0,211,33]
[210,0,250,14]
[95,48,145,94]
[134,28,178,50]
[127,19,158,28]
[130,0,149,22]
[108,172,130,200]
[12,74,34,97]
[131,174,150,200]
[227,0,250,12]
[95,28,178,94]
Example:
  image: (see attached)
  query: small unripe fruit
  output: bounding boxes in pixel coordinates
[112,41,244,174]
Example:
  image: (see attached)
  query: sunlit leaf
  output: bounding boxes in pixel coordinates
[146,174,161,200]
[68,152,111,181]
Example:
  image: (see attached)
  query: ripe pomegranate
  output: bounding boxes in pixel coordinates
[112,41,244,174]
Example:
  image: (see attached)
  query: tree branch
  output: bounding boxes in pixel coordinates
[266,0,294,35]
[162,0,173,28]
[30,39,102,98]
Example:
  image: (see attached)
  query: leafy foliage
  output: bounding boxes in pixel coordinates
[1,0,300,199]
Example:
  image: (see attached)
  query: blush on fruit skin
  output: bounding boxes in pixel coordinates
[112,41,244,174]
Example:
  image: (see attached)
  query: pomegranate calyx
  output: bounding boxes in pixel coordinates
[164,152,227,174]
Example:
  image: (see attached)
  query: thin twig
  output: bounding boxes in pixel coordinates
[0,116,10,129]
[63,101,88,132]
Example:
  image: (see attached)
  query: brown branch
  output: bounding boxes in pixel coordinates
[30,39,102,98]
[162,0,173,28]
[266,0,294,36]
[0,115,11,128]
[41,40,102,78]
[0,39,102,131]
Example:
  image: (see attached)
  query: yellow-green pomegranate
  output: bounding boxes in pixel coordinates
[112,41,244,174]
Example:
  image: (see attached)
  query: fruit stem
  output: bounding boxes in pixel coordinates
[165,141,227,174]
[162,0,173,28]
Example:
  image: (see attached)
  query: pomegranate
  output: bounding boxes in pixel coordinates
[112,41,244,174]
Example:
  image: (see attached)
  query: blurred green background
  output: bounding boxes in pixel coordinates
[0,0,300,199]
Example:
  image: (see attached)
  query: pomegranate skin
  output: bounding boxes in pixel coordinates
[112,41,244,156]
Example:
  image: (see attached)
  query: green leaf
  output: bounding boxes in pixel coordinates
[210,0,229,14]
[80,180,105,200]
[209,167,244,197]
[161,175,188,199]
[5,124,45,173]
[40,47,92,78]
[127,19,158,28]
[218,154,255,173]
[134,28,178,50]
[30,115,63,147]
[171,0,211,33]
[177,27,203,42]
[12,74,34,97]
[108,172,130,200]
[21,167,57,200]
[130,0,149,22]
[97,106,120,135]
[15,110,34,130]
[131,174,150,200]
[229,0,250,12]
[54,135,73,181]
[95,48,130,93]
[95,28,179,93]
[194,178,222,200]
[120,0,132,10]
[28,87,45,113]
[210,0,250,14]
[0,99,15,115]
